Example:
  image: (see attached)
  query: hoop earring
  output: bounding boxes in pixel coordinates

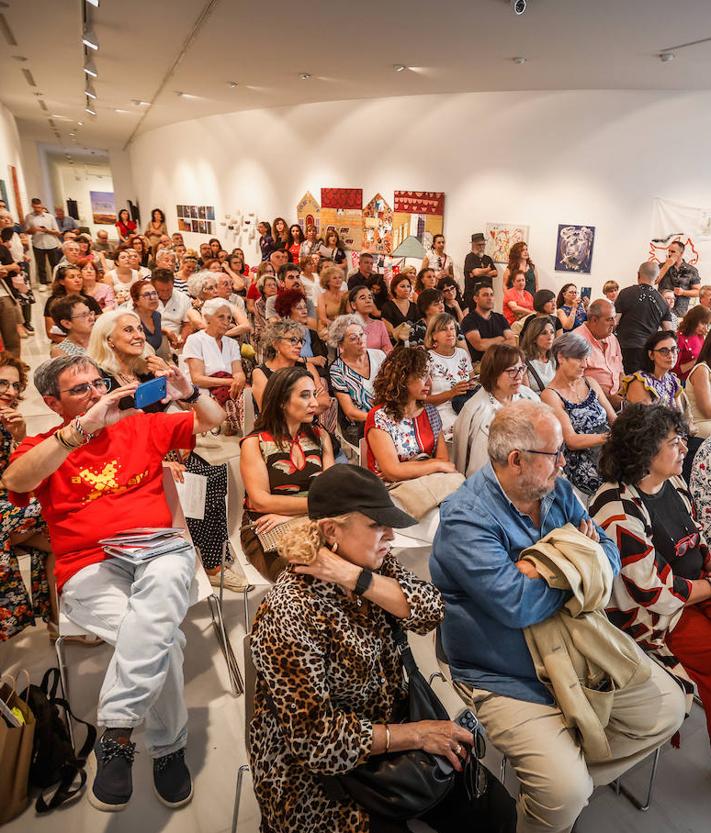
[331,540,338,554]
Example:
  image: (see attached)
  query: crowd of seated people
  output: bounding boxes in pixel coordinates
[5,205,711,832]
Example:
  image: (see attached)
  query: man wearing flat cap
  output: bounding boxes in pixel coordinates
[463,233,497,311]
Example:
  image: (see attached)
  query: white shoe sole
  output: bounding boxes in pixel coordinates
[153,781,194,809]
[86,751,129,812]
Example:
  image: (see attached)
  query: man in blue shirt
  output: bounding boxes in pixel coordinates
[431,400,685,833]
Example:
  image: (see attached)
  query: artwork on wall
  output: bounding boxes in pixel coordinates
[8,165,23,220]
[649,197,711,266]
[320,188,363,250]
[0,179,8,211]
[177,204,216,235]
[297,192,321,234]
[485,223,529,264]
[89,190,116,225]
[392,191,445,252]
[363,193,393,254]
[554,224,595,273]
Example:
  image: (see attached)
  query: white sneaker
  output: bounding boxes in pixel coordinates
[37,284,49,292]
[209,565,250,593]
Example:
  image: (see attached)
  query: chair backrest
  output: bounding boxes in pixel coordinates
[243,633,258,755]
[242,386,256,436]
[358,437,368,468]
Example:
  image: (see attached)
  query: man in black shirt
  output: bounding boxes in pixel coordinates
[616,261,673,373]
[463,233,497,310]
[347,251,375,291]
[461,284,515,363]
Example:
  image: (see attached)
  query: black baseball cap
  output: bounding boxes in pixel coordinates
[471,232,485,243]
[308,464,416,528]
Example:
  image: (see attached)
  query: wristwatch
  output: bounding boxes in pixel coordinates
[181,385,201,404]
[354,568,374,597]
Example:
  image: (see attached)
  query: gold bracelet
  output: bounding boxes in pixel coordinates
[384,724,391,754]
[54,426,82,451]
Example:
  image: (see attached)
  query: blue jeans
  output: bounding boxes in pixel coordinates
[61,547,195,757]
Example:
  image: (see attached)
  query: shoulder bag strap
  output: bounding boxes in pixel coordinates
[525,360,545,392]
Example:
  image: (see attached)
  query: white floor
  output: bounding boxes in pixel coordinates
[1,306,710,832]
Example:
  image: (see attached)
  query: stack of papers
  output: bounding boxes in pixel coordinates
[100,528,191,564]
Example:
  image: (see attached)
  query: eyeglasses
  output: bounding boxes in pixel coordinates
[667,434,688,450]
[71,310,96,320]
[0,379,22,394]
[522,443,566,462]
[505,364,526,378]
[279,337,304,347]
[140,291,159,299]
[60,377,111,397]
[442,285,456,293]
[344,333,365,343]
[653,346,678,357]
[676,530,700,558]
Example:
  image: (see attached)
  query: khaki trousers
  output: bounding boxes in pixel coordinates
[455,653,685,833]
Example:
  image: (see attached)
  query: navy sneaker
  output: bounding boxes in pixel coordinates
[88,734,136,812]
[153,748,193,808]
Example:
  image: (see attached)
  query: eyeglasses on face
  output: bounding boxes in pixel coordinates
[653,346,678,357]
[60,377,111,397]
[666,434,688,450]
[140,291,159,299]
[504,364,526,378]
[0,379,22,394]
[279,336,304,347]
[70,310,96,320]
[522,443,566,462]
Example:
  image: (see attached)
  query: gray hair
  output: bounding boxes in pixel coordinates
[699,285,711,300]
[488,400,558,465]
[262,319,306,360]
[327,314,363,347]
[586,298,614,319]
[638,261,659,282]
[187,270,217,298]
[63,240,80,253]
[551,331,591,362]
[201,297,231,318]
[34,355,100,398]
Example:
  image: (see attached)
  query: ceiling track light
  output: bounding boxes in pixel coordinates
[299,73,312,80]
[393,64,407,72]
[227,81,239,88]
[513,56,527,64]
[85,100,96,116]
[131,99,150,106]
[85,82,97,99]
[86,0,100,6]
[660,51,675,62]
[83,57,98,78]
[82,26,99,50]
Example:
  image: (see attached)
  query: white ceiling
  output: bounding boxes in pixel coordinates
[2,0,711,154]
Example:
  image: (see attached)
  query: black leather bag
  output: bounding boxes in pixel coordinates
[319,625,456,820]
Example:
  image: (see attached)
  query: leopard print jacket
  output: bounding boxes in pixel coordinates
[249,552,444,832]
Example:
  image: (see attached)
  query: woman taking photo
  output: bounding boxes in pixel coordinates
[252,319,331,414]
[541,332,616,497]
[556,283,587,332]
[519,316,556,394]
[249,462,513,833]
[365,346,455,482]
[317,265,347,335]
[350,284,391,354]
[49,294,96,358]
[437,276,466,322]
[425,313,475,434]
[502,270,534,326]
[685,330,711,438]
[144,208,168,253]
[130,279,172,361]
[240,366,335,581]
[591,404,711,744]
[621,331,682,409]
[0,352,54,641]
[452,344,538,477]
[503,240,538,297]
[44,265,102,343]
[80,257,115,310]
[328,315,386,444]
[675,304,711,383]
[287,224,305,263]
[115,208,136,243]
[380,273,419,343]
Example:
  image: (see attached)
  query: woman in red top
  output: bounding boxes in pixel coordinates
[675,304,711,383]
[502,269,534,326]
[116,208,137,243]
[287,224,304,263]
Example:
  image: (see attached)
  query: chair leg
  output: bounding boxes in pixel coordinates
[54,636,75,749]
[207,593,244,697]
[611,746,661,812]
[231,764,250,833]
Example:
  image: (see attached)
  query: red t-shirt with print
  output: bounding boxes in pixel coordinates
[8,412,195,592]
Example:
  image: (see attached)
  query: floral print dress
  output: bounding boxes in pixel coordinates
[0,424,50,640]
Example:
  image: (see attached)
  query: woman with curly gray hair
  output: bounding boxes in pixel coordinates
[328,315,386,444]
[591,403,711,743]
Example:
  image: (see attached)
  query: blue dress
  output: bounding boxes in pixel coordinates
[561,304,587,332]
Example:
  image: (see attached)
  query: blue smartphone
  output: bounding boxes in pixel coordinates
[118,376,167,411]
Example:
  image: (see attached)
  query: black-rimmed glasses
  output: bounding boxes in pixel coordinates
[522,444,566,462]
[60,378,111,397]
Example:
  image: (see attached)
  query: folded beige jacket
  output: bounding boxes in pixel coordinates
[521,524,650,760]
[387,472,464,520]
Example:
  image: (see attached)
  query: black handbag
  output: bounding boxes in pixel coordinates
[319,624,463,821]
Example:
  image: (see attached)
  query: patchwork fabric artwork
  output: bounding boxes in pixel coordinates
[392,191,445,251]
[555,224,595,273]
[297,191,321,235]
[320,188,363,250]
[363,193,393,254]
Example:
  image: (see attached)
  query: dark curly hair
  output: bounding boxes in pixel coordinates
[598,403,688,485]
[273,288,307,319]
[373,346,429,421]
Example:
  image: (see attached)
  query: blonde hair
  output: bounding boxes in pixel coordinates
[277,515,352,564]
[87,309,153,376]
[399,264,417,278]
[319,265,344,290]
[602,280,619,294]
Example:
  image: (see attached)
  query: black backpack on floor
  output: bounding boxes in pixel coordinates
[20,668,97,813]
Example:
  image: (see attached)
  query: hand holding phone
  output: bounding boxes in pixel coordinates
[118,376,167,411]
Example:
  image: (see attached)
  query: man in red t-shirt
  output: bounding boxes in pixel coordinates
[4,355,224,812]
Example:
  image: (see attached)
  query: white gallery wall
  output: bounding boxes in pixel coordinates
[129,89,711,297]
[0,102,29,223]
